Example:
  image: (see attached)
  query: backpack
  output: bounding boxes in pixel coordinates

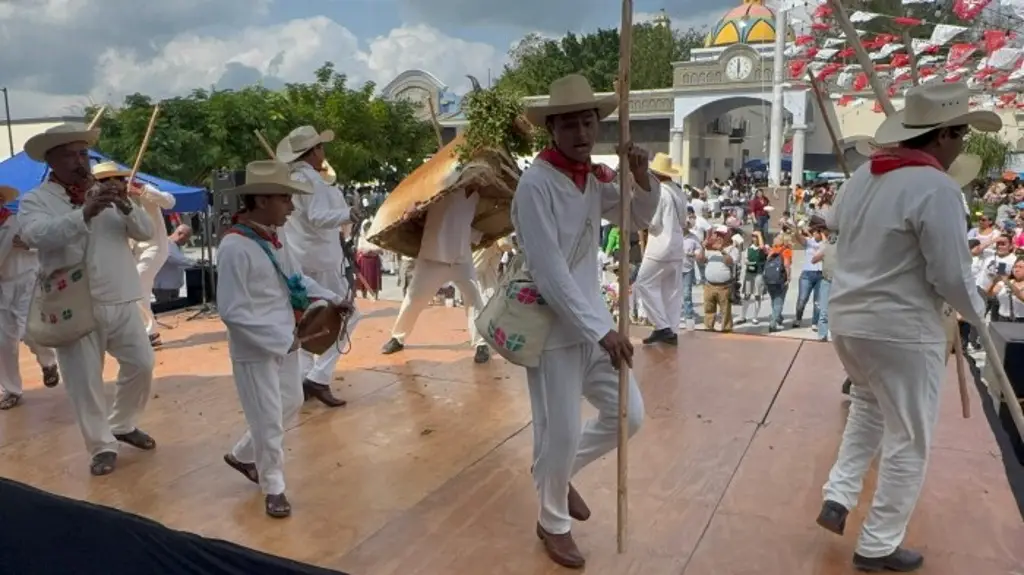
[763,253,787,286]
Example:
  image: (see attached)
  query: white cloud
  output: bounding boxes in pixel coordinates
[1,5,506,119]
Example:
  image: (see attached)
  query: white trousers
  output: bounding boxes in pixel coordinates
[56,303,155,456]
[136,246,167,337]
[0,274,57,395]
[299,268,361,385]
[391,259,485,348]
[230,352,302,496]
[527,342,645,535]
[633,257,683,331]
[823,335,945,558]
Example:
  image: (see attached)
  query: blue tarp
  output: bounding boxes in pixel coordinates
[743,158,793,172]
[0,150,207,213]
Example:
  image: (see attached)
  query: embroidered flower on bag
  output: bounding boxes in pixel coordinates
[494,327,507,347]
[43,282,52,293]
[61,309,72,320]
[56,279,67,291]
[47,314,58,324]
[71,269,83,282]
[516,286,539,304]
[505,333,526,352]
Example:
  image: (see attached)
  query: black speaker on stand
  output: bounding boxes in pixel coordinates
[186,169,244,322]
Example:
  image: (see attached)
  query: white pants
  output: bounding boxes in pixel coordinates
[475,263,500,307]
[136,246,167,337]
[633,257,683,331]
[391,259,485,347]
[823,335,945,558]
[299,268,360,385]
[0,274,57,395]
[230,352,302,496]
[56,303,155,456]
[527,342,645,535]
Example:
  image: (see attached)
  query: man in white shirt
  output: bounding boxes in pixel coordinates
[380,191,490,364]
[0,185,60,410]
[512,74,659,568]
[153,225,195,303]
[91,162,176,347]
[817,84,996,572]
[18,123,157,476]
[679,224,703,331]
[277,125,353,407]
[696,228,739,332]
[217,160,352,519]
[634,153,687,345]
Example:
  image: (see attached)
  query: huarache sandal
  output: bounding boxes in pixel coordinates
[265,493,291,518]
[90,452,118,476]
[0,392,22,410]
[223,453,259,484]
[114,429,157,450]
[42,365,60,388]
[302,380,346,407]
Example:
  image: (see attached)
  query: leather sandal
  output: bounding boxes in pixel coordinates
[90,452,117,476]
[0,392,22,410]
[223,453,259,484]
[265,493,291,518]
[302,380,346,407]
[114,429,156,450]
[535,523,585,569]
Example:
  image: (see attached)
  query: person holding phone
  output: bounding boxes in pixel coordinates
[976,234,1016,320]
[986,257,1024,322]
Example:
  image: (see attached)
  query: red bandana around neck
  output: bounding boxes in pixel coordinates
[869,148,944,176]
[537,147,616,191]
[48,173,90,206]
[224,219,283,249]
[0,206,12,226]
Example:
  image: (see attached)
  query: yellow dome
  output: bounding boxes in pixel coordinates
[706,0,779,48]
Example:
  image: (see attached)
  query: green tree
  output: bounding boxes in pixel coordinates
[87,63,435,189]
[497,23,707,96]
[964,131,1013,175]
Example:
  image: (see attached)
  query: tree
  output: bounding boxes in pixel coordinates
[497,23,708,96]
[86,63,435,190]
[964,131,1013,175]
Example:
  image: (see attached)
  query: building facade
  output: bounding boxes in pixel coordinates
[382,0,1024,185]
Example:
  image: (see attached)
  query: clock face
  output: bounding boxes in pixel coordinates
[725,56,753,81]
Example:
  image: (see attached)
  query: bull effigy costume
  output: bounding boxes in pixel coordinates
[0,184,60,410]
[817,83,996,571]
[217,160,352,519]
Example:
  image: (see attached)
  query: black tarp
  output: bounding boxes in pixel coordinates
[0,477,348,575]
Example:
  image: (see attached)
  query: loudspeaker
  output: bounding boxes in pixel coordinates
[211,169,245,211]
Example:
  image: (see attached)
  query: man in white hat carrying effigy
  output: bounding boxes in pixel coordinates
[91,161,176,347]
[217,160,353,518]
[633,153,687,345]
[18,123,157,476]
[0,184,60,410]
[277,125,354,407]
[816,83,996,571]
[512,73,659,568]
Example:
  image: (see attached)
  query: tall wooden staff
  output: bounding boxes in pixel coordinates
[615,0,634,554]
[125,105,160,189]
[86,106,107,131]
[829,0,1024,434]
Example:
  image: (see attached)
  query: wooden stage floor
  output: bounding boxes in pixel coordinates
[3,301,1022,574]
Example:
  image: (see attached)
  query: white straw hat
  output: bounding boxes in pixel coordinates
[275,125,335,163]
[224,160,313,196]
[874,83,1001,146]
[24,123,100,162]
[525,74,618,126]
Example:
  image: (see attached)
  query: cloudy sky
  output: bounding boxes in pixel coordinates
[0,0,752,119]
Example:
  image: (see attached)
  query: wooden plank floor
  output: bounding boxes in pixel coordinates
[3,301,1021,574]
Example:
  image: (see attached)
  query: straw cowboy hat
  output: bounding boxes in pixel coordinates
[0,185,18,204]
[276,125,335,164]
[525,74,618,126]
[874,83,1002,146]
[948,153,982,189]
[649,153,682,178]
[91,161,131,180]
[24,123,100,162]
[224,160,313,196]
[320,160,337,185]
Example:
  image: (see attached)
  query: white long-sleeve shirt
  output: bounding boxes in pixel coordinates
[153,242,195,291]
[133,184,175,255]
[418,190,482,264]
[644,181,688,262]
[826,163,985,343]
[217,230,342,362]
[281,162,351,273]
[512,159,660,349]
[0,215,40,282]
[18,182,154,305]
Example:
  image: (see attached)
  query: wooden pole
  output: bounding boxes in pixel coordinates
[86,106,107,130]
[828,0,895,115]
[615,0,634,555]
[805,71,851,177]
[254,129,276,158]
[126,104,160,188]
[427,95,445,151]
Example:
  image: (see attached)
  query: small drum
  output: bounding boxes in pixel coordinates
[296,300,345,355]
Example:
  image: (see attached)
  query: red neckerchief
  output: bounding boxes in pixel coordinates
[223,219,283,249]
[537,147,616,192]
[0,206,11,227]
[870,148,944,176]
[47,173,89,206]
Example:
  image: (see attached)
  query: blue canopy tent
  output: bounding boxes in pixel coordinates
[0,150,207,213]
[743,158,793,172]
